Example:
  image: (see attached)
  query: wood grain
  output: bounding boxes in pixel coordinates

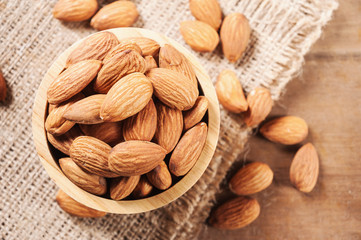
[202,1,361,239]
[32,28,220,214]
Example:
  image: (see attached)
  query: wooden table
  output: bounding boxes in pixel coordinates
[202,1,361,239]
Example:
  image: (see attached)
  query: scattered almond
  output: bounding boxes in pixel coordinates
[90,1,139,30]
[121,37,160,56]
[209,196,260,229]
[100,72,153,122]
[169,122,208,176]
[59,157,107,195]
[47,125,83,155]
[189,0,222,30]
[216,69,248,113]
[244,87,273,127]
[79,122,123,146]
[56,189,106,218]
[180,20,219,52]
[110,175,140,200]
[260,116,308,145]
[47,60,102,104]
[108,141,167,176]
[132,176,153,198]
[220,13,251,62]
[0,70,6,102]
[183,96,208,130]
[229,162,273,195]
[290,143,319,193]
[53,0,98,22]
[144,56,158,72]
[146,161,172,190]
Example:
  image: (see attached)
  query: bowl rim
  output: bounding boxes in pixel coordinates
[32,28,220,214]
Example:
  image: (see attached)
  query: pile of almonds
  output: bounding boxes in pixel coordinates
[53,0,139,30]
[181,0,250,63]
[208,69,319,229]
[47,31,210,216]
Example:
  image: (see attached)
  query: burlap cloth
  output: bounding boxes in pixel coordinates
[0,0,337,239]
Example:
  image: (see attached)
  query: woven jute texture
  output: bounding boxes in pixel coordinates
[0,0,337,239]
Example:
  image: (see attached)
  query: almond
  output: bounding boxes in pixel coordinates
[94,49,146,93]
[45,93,84,136]
[132,176,153,199]
[169,122,207,176]
[0,70,6,102]
[59,157,107,195]
[290,143,319,193]
[109,175,140,200]
[103,42,142,63]
[47,125,83,155]
[159,44,197,86]
[56,190,106,218]
[229,162,273,195]
[209,196,260,229]
[108,141,167,176]
[69,136,120,178]
[216,70,248,113]
[121,37,160,56]
[123,99,157,141]
[154,101,183,153]
[220,13,251,62]
[79,122,123,146]
[90,1,139,30]
[189,0,222,30]
[180,20,219,52]
[244,87,273,127]
[53,0,98,22]
[260,116,308,145]
[146,68,198,110]
[63,94,106,124]
[47,60,102,105]
[66,31,119,66]
[144,56,158,72]
[146,161,172,190]
[183,96,208,130]
[100,72,153,122]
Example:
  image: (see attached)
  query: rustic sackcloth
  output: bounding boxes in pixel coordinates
[0,0,337,239]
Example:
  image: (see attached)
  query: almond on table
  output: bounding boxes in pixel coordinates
[53,0,98,22]
[189,0,222,30]
[243,87,273,127]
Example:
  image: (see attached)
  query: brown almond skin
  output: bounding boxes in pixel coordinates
[146,161,172,190]
[123,99,157,141]
[189,0,222,30]
[66,31,119,66]
[63,94,106,124]
[229,162,273,195]
[0,70,7,102]
[100,72,153,122]
[79,122,123,146]
[59,158,107,196]
[132,176,153,199]
[244,87,273,127]
[154,101,183,153]
[47,60,102,104]
[209,196,260,229]
[47,125,83,155]
[103,42,142,63]
[90,1,139,30]
[108,141,167,176]
[147,68,198,111]
[260,116,309,145]
[110,175,140,200]
[290,143,319,193]
[180,20,219,52]
[56,190,106,218]
[121,37,160,56]
[183,96,208,130]
[159,44,197,86]
[220,13,251,62]
[45,93,84,136]
[144,56,158,72]
[70,136,120,178]
[169,122,208,176]
[53,0,98,22]
[216,70,248,113]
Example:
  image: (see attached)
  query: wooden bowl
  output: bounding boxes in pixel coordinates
[32,28,220,214]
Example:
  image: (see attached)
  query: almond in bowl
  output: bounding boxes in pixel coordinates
[32,28,220,214]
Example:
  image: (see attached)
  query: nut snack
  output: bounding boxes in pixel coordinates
[45,31,209,201]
